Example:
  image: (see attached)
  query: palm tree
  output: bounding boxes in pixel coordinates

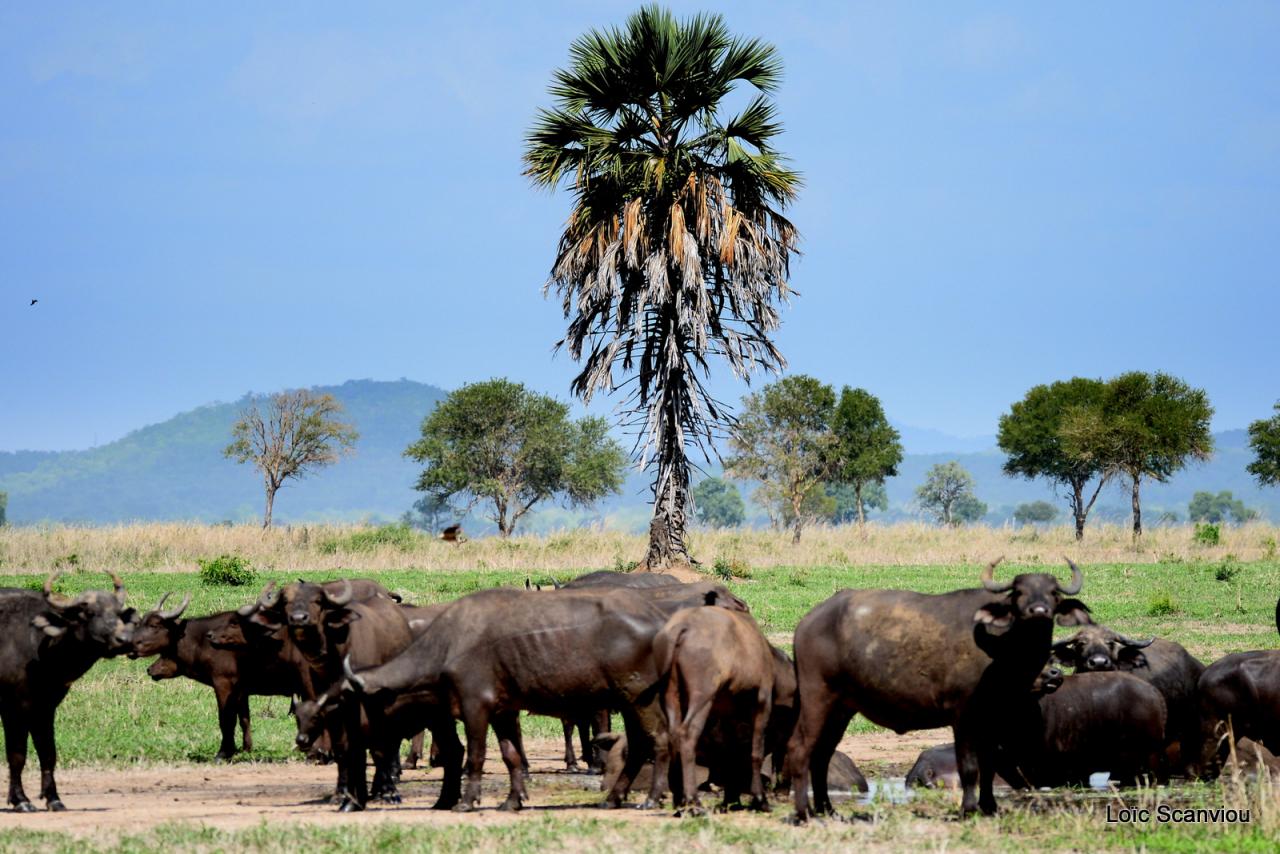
[524,6,801,568]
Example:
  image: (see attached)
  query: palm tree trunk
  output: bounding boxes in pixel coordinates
[642,394,692,570]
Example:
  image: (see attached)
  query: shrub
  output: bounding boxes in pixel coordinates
[612,555,640,573]
[198,554,257,587]
[1147,594,1180,617]
[1193,523,1221,546]
[1214,559,1241,583]
[712,555,751,580]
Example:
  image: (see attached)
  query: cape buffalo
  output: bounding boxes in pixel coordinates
[1,573,134,812]
[1051,626,1203,775]
[784,558,1090,819]
[562,570,683,589]
[129,593,302,760]
[653,606,775,815]
[1195,650,1280,778]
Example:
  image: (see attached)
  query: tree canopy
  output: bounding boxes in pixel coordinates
[224,390,358,528]
[1248,402,1280,487]
[404,379,626,536]
[1013,500,1059,525]
[691,477,745,529]
[1188,490,1257,524]
[916,461,983,527]
[725,375,836,543]
[831,387,902,531]
[523,5,800,568]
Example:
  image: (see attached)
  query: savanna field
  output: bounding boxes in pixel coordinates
[1,522,1278,853]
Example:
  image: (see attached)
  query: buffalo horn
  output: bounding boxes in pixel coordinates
[43,571,74,607]
[324,579,353,607]
[979,557,1012,593]
[258,582,281,609]
[1116,634,1154,649]
[109,571,127,606]
[342,654,365,693]
[157,592,191,620]
[236,601,259,617]
[1060,558,1084,595]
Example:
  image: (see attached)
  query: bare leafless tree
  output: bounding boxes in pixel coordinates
[224,390,358,528]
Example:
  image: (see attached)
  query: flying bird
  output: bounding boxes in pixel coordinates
[30,299,38,306]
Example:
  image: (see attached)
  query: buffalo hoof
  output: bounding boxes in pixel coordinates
[640,798,664,810]
[600,798,623,810]
[377,792,402,805]
[675,805,706,818]
[337,798,364,813]
[497,797,523,812]
[46,799,66,812]
[451,801,476,813]
[749,797,771,813]
[784,811,809,826]
[12,802,37,813]
[213,753,231,764]
[430,798,458,811]
[564,761,581,773]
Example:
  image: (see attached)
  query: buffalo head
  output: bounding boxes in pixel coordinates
[32,571,135,656]
[973,557,1091,629]
[1051,624,1154,672]
[129,592,192,659]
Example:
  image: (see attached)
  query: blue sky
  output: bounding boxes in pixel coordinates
[2,2,1277,450]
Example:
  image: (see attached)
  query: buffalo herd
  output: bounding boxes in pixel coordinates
[2,561,1278,821]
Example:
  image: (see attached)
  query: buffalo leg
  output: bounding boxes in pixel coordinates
[405,731,425,770]
[603,707,656,808]
[213,682,238,761]
[238,694,253,753]
[561,718,579,772]
[494,714,529,811]
[672,692,715,816]
[590,709,610,772]
[456,702,490,811]
[337,697,368,812]
[747,689,772,812]
[3,712,34,813]
[429,719,464,810]
[510,718,531,782]
[29,714,63,811]
[636,700,672,810]
[784,684,839,820]
[808,704,854,816]
[953,721,988,817]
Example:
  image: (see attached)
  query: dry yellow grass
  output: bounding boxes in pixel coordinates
[0,520,1275,575]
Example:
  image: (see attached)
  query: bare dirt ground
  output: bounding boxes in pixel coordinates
[0,730,950,837]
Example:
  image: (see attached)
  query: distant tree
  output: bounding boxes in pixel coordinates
[1248,402,1280,487]
[998,377,1111,540]
[524,7,801,569]
[1188,490,1257,524]
[953,494,988,526]
[692,477,745,529]
[405,379,626,537]
[779,485,837,531]
[1062,371,1213,540]
[403,493,452,534]
[915,461,982,527]
[1013,500,1059,526]
[726,376,838,543]
[225,390,359,528]
[829,481,888,525]
[0,491,6,527]
[830,388,902,533]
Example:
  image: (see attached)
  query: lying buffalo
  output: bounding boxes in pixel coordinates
[653,606,775,815]
[784,558,1090,819]
[130,594,302,760]
[343,583,738,811]
[1051,626,1203,774]
[997,671,1167,788]
[1,573,134,811]
[1195,650,1280,778]
[562,570,683,589]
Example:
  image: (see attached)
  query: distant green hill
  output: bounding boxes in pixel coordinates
[1,380,1274,528]
[0,380,447,525]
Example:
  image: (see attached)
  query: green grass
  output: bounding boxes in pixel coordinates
[4,560,1279,851]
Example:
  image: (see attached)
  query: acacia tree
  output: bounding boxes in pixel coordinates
[916,461,982,527]
[1063,371,1213,540]
[998,378,1111,540]
[405,379,626,537]
[691,477,745,528]
[524,6,800,568]
[225,390,358,528]
[1248,402,1280,487]
[725,375,836,544]
[831,387,902,534]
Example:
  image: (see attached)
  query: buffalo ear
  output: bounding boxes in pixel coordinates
[31,614,67,638]
[704,590,719,607]
[1049,642,1080,667]
[1116,645,1149,669]
[248,609,281,630]
[1054,599,1092,627]
[973,602,1013,629]
[324,609,362,628]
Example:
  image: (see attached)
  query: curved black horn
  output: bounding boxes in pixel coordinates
[109,571,127,606]
[43,571,75,607]
[343,654,365,693]
[1059,558,1084,595]
[980,557,1012,592]
[324,579,353,607]
[236,601,259,617]
[1115,634,1154,649]
[158,592,191,620]
[258,581,280,609]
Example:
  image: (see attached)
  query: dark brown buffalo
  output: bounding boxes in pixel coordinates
[653,607,775,815]
[343,584,736,812]
[996,671,1167,787]
[1051,626,1204,774]
[398,603,448,771]
[907,744,1014,790]
[1,573,134,812]
[562,570,683,589]
[236,579,414,810]
[129,594,302,760]
[784,558,1090,819]
[1195,650,1280,778]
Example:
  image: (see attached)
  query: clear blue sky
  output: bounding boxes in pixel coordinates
[2,2,1277,451]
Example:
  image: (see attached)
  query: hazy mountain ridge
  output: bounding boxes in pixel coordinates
[0,381,1273,527]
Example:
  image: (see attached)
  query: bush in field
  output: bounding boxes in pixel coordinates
[1193,523,1221,546]
[197,554,257,586]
